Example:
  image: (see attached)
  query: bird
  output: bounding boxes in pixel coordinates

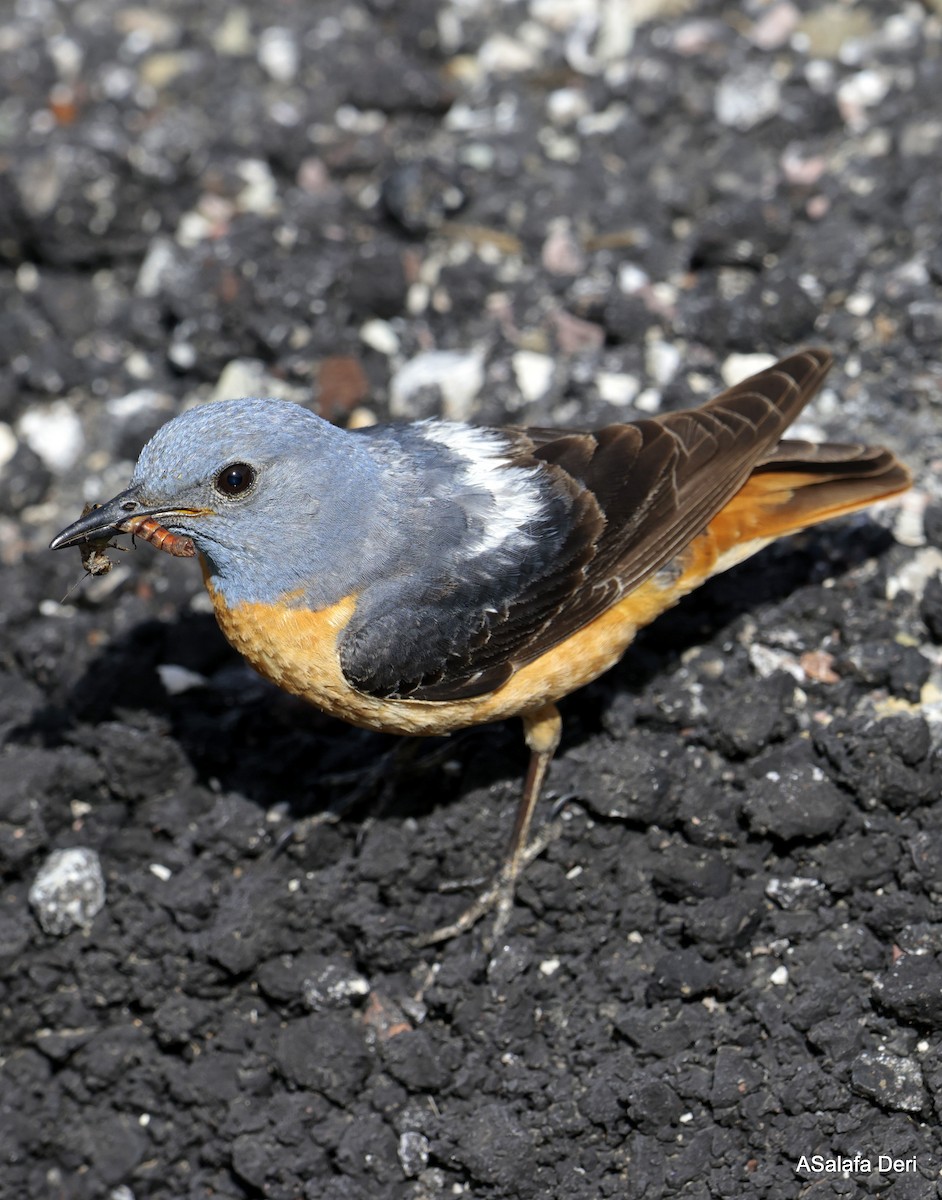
[50,349,911,945]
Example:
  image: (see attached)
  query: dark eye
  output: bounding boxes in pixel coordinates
[215,462,256,497]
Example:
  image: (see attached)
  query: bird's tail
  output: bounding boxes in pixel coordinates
[682,441,911,581]
[723,440,911,541]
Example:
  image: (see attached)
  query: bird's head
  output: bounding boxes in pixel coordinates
[50,398,379,606]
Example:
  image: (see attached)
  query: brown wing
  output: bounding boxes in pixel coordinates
[411,349,853,701]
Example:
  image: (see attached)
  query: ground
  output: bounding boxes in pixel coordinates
[2,1,942,1197]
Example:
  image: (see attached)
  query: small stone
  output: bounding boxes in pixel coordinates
[799,649,839,685]
[512,350,555,402]
[17,401,84,471]
[744,758,847,842]
[908,301,942,346]
[212,359,307,404]
[721,353,777,387]
[618,262,650,294]
[389,348,485,420]
[446,1102,534,1189]
[541,219,585,276]
[135,236,180,298]
[213,8,252,55]
[360,318,400,357]
[597,372,640,406]
[645,339,681,387]
[302,961,371,1012]
[156,664,207,695]
[795,5,874,57]
[30,847,106,935]
[235,158,279,215]
[749,1,800,50]
[873,953,942,1028]
[478,33,539,75]
[398,1131,429,1178]
[140,51,198,91]
[258,26,298,83]
[892,491,927,548]
[546,86,590,125]
[851,1050,925,1114]
[316,356,370,420]
[886,547,942,603]
[115,8,180,46]
[765,876,827,910]
[381,162,467,235]
[715,65,781,131]
[837,69,891,130]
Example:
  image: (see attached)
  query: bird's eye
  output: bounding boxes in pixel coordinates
[215,462,256,497]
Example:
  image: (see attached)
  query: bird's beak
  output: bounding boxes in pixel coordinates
[49,486,202,557]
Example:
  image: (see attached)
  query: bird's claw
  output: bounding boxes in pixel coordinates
[413,814,568,951]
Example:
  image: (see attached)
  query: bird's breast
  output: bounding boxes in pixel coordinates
[203,576,653,737]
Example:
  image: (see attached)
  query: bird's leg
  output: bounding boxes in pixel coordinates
[416,702,563,949]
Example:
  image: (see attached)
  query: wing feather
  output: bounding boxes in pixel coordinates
[349,350,902,703]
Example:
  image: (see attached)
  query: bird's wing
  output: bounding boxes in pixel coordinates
[402,350,838,702]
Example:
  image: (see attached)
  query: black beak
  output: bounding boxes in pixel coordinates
[49,487,198,551]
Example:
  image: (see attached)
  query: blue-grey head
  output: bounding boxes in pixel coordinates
[50,399,390,608]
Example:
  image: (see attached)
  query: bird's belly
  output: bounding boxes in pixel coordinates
[203,567,710,737]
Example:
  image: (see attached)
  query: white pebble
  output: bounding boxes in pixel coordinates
[597,372,640,406]
[618,262,650,294]
[845,292,874,317]
[513,350,555,402]
[546,86,590,125]
[645,339,681,386]
[721,352,777,387]
[30,848,106,936]
[156,664,207,695]
[398,1132,430,1178]
[106,388,174,421]
[212,358,305,403]
[634,388,661,413]
[478,32,539,74]
[886,547,942,603]
[17,401,85,472]
[258,26,298,83]
[390,348,485,421]
[136,236,178,297]
[837,69,890,130]
[359,318,400,357]
[236,158,279,215]
[892,490,927,549]
[715,65,781,131]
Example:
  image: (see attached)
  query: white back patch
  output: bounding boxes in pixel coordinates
[419,421,545,555]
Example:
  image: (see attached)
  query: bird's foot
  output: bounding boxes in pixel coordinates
[413,813,568,952]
